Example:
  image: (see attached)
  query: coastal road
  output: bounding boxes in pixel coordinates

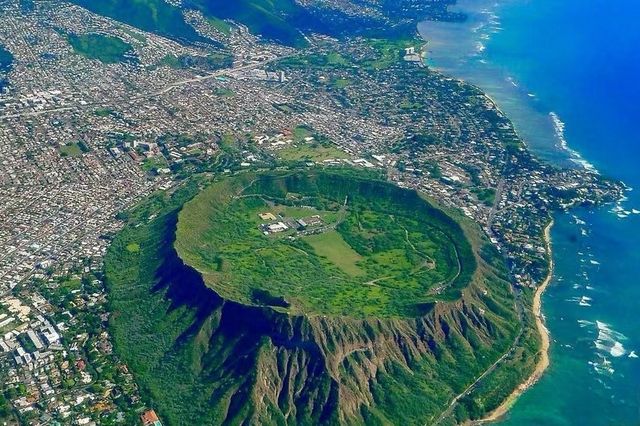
[432,293,525,425]
[432,163,527,425]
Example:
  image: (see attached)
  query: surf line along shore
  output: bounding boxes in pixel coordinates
[476,220,555,424]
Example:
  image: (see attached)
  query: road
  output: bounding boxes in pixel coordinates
[431,161,527,425]
[0,53,295,120]
[432,293,525,425]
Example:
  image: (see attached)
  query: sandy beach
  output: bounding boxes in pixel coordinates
[476,220,554,424]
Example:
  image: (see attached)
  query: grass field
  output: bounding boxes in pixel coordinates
[125,243,140,253]
[59,142,89,157]
[269,204,336,221]
[277,143,349,162]
[142,156,168,173]
[68,33,133,64]
[363,38,419,70]
[331,78,351,88]
[214,87,234,97]
[303,230,364,276]
[277,126,349,162]
[175,170,476,317]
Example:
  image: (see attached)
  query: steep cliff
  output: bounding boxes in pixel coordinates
[105,172,520,425]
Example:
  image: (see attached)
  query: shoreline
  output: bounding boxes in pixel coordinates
[476,219,554,423]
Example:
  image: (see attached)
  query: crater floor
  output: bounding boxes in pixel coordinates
[175,170,476,318]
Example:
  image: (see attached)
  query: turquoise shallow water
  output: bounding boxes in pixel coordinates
[419,0,640,424]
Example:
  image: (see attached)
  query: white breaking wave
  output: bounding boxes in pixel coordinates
[579,296,592,307]
[590,355,615,375]
[549,112,598,173]
[595,320,627,358]
[611,203,633,218]
[568,296,592,306]
[578,319,595,328]
[629,351,638,359]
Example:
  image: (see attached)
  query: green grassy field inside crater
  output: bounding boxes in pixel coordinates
[175,170,476,318]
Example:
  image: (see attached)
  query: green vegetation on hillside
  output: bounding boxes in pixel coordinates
[188,0,308,47]
[67,0,432,50]
[68,0,205,43]
[69,0,308,46]
[104,170,528,425]
[175,170,475,317]
[68,33,134,64]
[205,16,232,36]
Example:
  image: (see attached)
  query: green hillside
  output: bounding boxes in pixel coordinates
[104,169,535,425]
[186,0,308,47]
[67,0,420,47]
[68,0,206,43]
[68,0,307,46]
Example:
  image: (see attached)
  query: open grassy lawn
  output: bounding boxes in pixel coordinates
[214,87,234,97]
[362,38,420,70]
[125,242,140,253]
[303,230,364,276]
[142,156,168,173]
[331,78,351,88]
[59,277,81,290]
[68,33,134,64]
[58,142,88,157]
[293,125,312,140]
[278,143,349,162]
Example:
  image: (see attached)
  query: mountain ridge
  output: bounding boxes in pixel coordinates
[105,171,524,425]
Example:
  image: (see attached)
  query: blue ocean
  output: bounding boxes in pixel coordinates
[419,0,640,424]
